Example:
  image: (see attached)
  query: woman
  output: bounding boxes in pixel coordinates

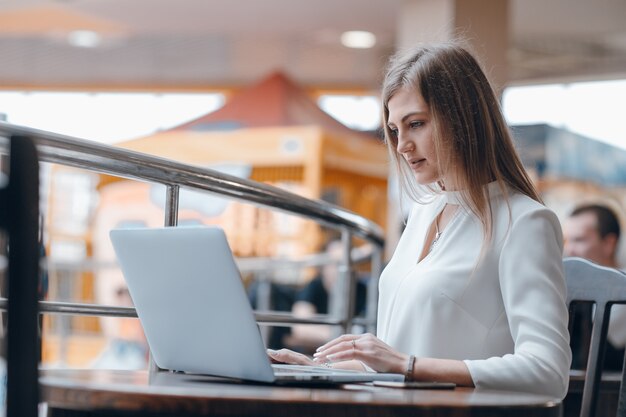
[269,42,571,399]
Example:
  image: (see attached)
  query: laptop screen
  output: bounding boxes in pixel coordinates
[110,226,276,382]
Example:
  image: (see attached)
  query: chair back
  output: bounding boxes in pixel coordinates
[564,257,626,417]
[0,135,40,417]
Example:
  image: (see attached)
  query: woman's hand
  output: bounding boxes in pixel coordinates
[313,333,408,374]
[267,348,316,366]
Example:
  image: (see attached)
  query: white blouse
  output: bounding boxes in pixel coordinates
[377,183,572,399]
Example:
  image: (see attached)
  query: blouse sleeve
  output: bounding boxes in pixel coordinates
[463,208,572,399]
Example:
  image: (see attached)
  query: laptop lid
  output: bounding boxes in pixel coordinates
[110,226,276,382]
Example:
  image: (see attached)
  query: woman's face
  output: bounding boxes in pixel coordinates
[387,86,441,186]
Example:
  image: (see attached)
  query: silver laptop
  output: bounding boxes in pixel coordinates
[109,226,404,384]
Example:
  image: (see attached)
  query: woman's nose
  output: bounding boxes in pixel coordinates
[396,134,414,153]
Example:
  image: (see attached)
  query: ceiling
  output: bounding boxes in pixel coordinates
[1,0,626,92]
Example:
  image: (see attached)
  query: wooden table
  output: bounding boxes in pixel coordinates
[41,369,562,417]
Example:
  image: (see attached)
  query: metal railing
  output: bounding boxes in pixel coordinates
[0,121,385,371]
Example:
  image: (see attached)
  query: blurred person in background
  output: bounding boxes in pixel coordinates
[564,203,624,370]
[248,239,367,353]
[90,285,148,370]
[284,240,367,354]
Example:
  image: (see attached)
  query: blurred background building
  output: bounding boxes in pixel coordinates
[1,0,625,369]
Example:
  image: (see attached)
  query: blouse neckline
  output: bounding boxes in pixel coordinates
[442,181,504,206]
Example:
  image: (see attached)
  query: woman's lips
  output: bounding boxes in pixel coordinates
[409,158,426,170]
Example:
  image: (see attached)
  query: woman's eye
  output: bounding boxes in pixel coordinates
[409,121,424,129]
[389,128,398,137]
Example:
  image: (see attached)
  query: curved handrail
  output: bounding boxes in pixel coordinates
[0,122,384,328]
[0,122,384,246]
[0,121,387,372]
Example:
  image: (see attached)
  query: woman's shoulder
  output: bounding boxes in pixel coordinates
[506,191,545,211]
[500,190,560,228]
[492,190,564,263]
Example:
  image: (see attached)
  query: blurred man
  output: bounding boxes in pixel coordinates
[564,204,620,269]
[564,203,623,370]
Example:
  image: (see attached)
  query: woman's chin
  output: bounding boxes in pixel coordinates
[413,174,438,185]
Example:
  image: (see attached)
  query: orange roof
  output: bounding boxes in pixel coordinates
[170,71,371,138]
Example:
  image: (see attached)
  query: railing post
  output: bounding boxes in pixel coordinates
[4,135,40,417]
[56,269,73,367]
[255,271,272,343]
[366,246,383,334]
[164,185,180,227]
[148,185,180,377]
[339,230,355,334]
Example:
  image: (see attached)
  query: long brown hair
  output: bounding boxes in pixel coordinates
[382,42,541,242]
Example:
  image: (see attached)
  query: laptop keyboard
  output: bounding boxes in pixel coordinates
[272,364,357,375]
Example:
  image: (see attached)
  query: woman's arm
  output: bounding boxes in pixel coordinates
[313,333,474,386]
[464,208,571,398]
[270,333,474,386]
[411,357,474,386]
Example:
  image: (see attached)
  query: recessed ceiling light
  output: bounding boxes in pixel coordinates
[341,31,376,49]
[67,30,102,48]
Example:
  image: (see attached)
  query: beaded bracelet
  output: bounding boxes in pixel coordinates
[405,355,416,381]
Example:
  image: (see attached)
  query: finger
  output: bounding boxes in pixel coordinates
[314,339,354,357]
[267,349,296,364]
[267,349,285,364]
[268,349,314,366]
[324,345,360,363]
[313,339,358,361]
[316,334,358,353]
